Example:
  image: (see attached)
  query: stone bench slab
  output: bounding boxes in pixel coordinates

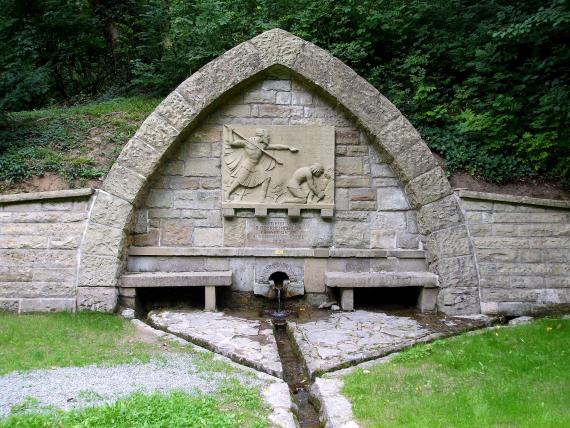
[121,271,232,288]
[325,271,439,289]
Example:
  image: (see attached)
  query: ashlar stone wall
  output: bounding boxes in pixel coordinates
[131,73,422,252]
[127,72,427,305]
[460,191,570,315]
[0,190,93,312]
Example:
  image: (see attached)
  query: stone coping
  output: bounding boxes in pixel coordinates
[127,246,426,259]
[457,190,570,210]
[0,188,94,204]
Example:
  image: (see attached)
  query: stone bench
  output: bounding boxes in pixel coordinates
[121,271,232,311]
[325,271,439,312]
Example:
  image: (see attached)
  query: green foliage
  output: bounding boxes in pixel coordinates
[344,318,570,427]
[0,97,159,190]
[0,0,569,186]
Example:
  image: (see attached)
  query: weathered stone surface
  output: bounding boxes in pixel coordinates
[161,219,193,246]
[20,298,76,313]
[405,167,452,207]
[325,271,438,288]
[418,195,464,234]
[0,299,20,312]
[76,287,118,312]
[333,221,369,248]
[391,142,438,183]
[102,164,146,204]
[251,28,304,68]
[149,309,283,377]
[82,223,125,258]
[310,378,359,428]
[425,225,472,261]
[0,188,93,204]
[134,112,181,153]
[370,229,396,249]
[193,227,223,247]
[0,282,75,298]
[304,258,327,293]
[122,271,232,287]
[78,255,122,287]
[377,187,410,210]
[116,137,159,177]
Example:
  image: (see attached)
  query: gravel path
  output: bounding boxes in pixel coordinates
[0,353,261,418]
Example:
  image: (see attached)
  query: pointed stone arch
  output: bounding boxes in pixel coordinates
[77,29,480,314]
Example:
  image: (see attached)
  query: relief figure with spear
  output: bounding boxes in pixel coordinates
[224,126,298,201]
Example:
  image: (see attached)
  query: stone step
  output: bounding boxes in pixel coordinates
[121,271,232,288]
[325,271,439,288]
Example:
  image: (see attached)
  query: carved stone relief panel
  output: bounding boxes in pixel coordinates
[222,125,334,214]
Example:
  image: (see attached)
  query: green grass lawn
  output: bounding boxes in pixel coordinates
[0,312,165,374]
[343,317,570,427]
[0,381,268,428]
[0,312,270,427]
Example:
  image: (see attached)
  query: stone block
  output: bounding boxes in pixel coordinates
[244,90,276,103]
[262,79,291,91]
[0,266,32,282]
[304,258,327,293]
[370,211,407,230]
[174,190,221,210]
[336,157,363,175]
[251,28,305,68]
[371,163,395,178]
[90,191,133,228]
[340,288,354,311]
[161,219,193,246]
[122,271,232,287]
[146,190,173,208]
[189,126,222,144]
[292,91,312,105]
[418,195,464,234]
[78,255,122,287]
[335,176,370,188]
[185,142,212,158]
[391,142,438,183]
[350,201,376,211]
[229,258,255,292]
[350,188,375,201]
[193,228,223,247]
[0,281,75,299]
[0,249,77,268]
[333,221,369,248]
[134,111,181,153]
[166,176,200,190]
[205,286,217,311]
[0,299,19,312]
[116,137,158,177]
[77,287,118,312]
[397,232,420,249]
[184,158,220,177]
[370,229,397,249]
[0,236,47,249]
[377,187,410,211]
[21,298,76,313]
[430,255,479,289]
[224,217,246,246]
[437,287,481,315]
[102,164,145,204]
[154,91,197,131]
[32,268,75,282]
[425,225,472,261]
[325,271,438,288]
[276,91,291,104]
[418,288,439,312]
[134,209,148,234]
[163,160,184,175]
[405,167,452,208]
[132,228,160,246]
[258,104,304,118]
[83,223,125,258]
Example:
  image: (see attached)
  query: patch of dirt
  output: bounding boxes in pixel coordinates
[0,174,102,194]
[449,172,570,201]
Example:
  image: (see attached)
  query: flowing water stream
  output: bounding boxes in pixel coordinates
[272,320,320,428]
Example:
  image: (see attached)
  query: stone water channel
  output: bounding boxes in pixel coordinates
[144,304,493,427]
